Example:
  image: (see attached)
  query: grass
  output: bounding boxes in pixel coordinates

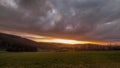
[0,51,120,68]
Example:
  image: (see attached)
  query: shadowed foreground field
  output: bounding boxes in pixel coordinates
[0,51,120,68]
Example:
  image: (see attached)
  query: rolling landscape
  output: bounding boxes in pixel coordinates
[0,0,120,68]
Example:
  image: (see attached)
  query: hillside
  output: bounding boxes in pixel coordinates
[0,33,38,52]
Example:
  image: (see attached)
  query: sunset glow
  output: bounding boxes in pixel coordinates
[34,38,94,44]
[48,39,83,44]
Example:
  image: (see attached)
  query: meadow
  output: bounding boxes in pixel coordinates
[0,51,120,68]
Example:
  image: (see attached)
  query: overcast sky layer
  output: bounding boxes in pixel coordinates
[0,0,120,42]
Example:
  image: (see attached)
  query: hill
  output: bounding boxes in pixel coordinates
[0,33,38,52]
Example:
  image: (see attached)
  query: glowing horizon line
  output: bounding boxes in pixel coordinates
[33,38,98,44]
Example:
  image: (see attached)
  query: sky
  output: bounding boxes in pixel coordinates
[0,0,120,43]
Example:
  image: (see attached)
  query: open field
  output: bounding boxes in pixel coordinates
[0,51,120,68]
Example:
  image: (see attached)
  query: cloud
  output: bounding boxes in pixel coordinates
[0,0,120,42]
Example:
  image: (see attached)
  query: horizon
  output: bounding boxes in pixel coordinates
[0,31,118,46]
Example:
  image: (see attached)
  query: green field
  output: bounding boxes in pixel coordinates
[0,51,120,68]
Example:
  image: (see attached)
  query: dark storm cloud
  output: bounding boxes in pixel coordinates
[0,0,120,42]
